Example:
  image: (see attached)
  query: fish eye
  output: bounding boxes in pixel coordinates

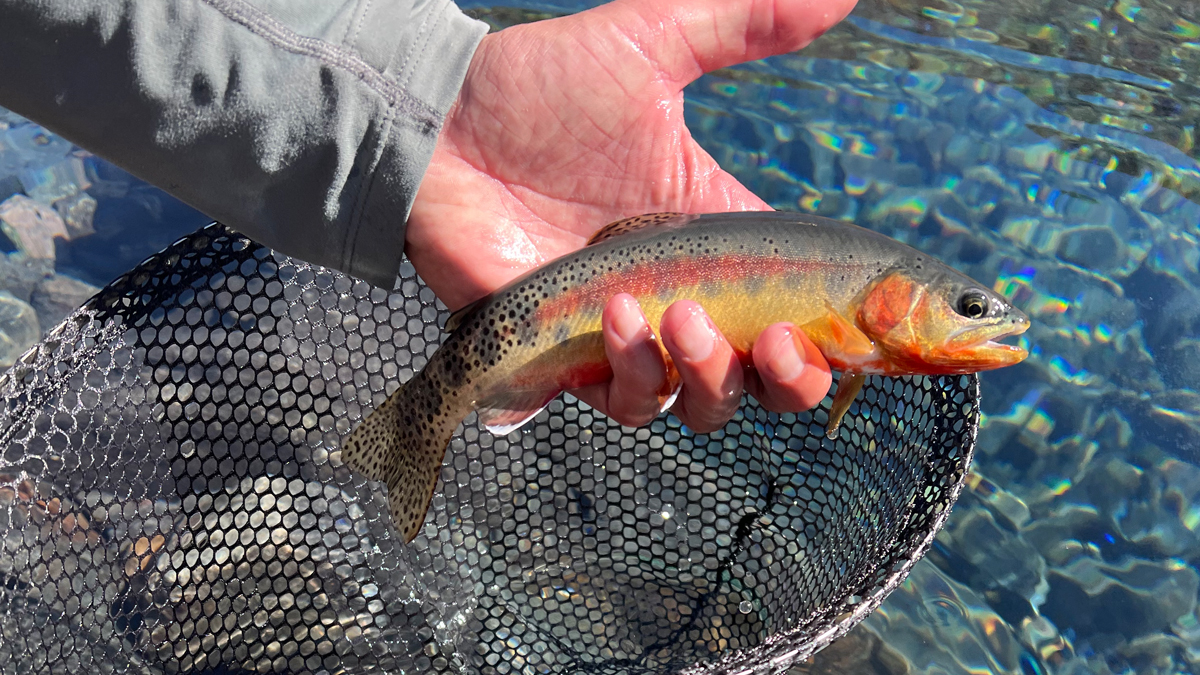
[956,290,989,319]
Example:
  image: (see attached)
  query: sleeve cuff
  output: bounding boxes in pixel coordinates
[338,1,488,289]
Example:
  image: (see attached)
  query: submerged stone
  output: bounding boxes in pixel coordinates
[855,560,1063,674]
[1043,555,1199,641]
[19,155,90,205]
[1163,338,1200,391]
[0,251,53,304]
[793,627,908,675]
[0,290,39,369]
[30,274,100,332]
[1056,225,1125,271]
[53,191,97,240]
[0,193,68,261]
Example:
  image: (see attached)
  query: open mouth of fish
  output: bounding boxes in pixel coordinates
[953,318,1031,354]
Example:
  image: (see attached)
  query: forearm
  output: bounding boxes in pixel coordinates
[0,0,486,288]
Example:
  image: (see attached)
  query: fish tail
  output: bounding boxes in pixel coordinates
[342,371,468,543]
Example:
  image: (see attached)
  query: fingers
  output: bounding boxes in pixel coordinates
[602,294,671,426]
[571,294,671,427]
[660,301,744,433]
[575,299,832,433]
[745,323,833,412]
[606,0,858,87]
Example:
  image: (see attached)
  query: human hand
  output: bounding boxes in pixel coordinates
[407,0,856,431]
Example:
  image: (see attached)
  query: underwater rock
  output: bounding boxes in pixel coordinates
[973,381,1105,500]
[860,186,947,230]
[0,194,67,261]
[1111,455,1200,559]
[1022,501,1105,564]
[927,482,1047,628]
[852,560,1051,675]
[0,290,39,369]
[1004,140,1058,174]
[793,627,907,675]
[962,471,1031,530]
[1123,256,1200,356]
[0,120,73,185]
[18,154,90,206]
[840,154,927,199]
[1018,615,1078,674]
[1120,389,1200,464]
[80,154,132,200]
[1021,455,1140,561]
[1172,608,1200,672]
[1019,443,1200,560]
[52,191,96,240]
[0,173,19,204]
[1115,632,1191,674]
[1055,225,1125,271]
[935,492,1047,613]
[29,274,99,332]
[1042,554,1199,641]
[943,133,999,172]
[1162,338,1200,391]
[0,251,53,304]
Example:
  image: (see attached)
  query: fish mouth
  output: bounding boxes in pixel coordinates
[944,316,1031,368]
[982,320,1029,353]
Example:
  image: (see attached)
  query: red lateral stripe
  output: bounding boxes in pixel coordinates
[557,361,614,390]
[507,357,613,391]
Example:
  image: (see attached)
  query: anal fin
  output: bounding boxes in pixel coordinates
[659,380,682,414]
[658,357,682,413]
[825,373,866,440]
[477,388,562,435]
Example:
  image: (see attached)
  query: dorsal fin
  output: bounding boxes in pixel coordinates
[586,213,695,246]
[444,294,490,333]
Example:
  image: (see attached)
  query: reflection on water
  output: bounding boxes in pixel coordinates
[4,0,1200,672]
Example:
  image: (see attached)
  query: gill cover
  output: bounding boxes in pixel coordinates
[856,271,924,367]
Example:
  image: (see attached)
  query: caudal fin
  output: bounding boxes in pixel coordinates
[341,376,466,542]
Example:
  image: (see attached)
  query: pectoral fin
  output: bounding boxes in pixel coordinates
[825,372,866,440]
[802,304,875,359]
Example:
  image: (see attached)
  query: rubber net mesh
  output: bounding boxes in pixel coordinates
[0,224,979,675]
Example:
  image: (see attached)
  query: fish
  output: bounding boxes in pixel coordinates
[341,211,1030,542]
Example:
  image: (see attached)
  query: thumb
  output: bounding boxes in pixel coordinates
[599,0,858,88]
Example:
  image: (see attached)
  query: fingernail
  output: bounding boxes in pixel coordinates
[675,307,715,362]
[766,330,805,382]
[611,297,649,345]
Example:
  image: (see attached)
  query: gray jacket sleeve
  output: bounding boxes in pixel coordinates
[0,0,488,288]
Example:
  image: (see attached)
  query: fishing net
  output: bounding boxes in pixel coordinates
[0,223,979,675]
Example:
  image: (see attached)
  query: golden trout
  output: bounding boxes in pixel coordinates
[343,212,1029,541]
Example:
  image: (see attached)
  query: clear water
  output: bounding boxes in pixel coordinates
[2,0,1199,672]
